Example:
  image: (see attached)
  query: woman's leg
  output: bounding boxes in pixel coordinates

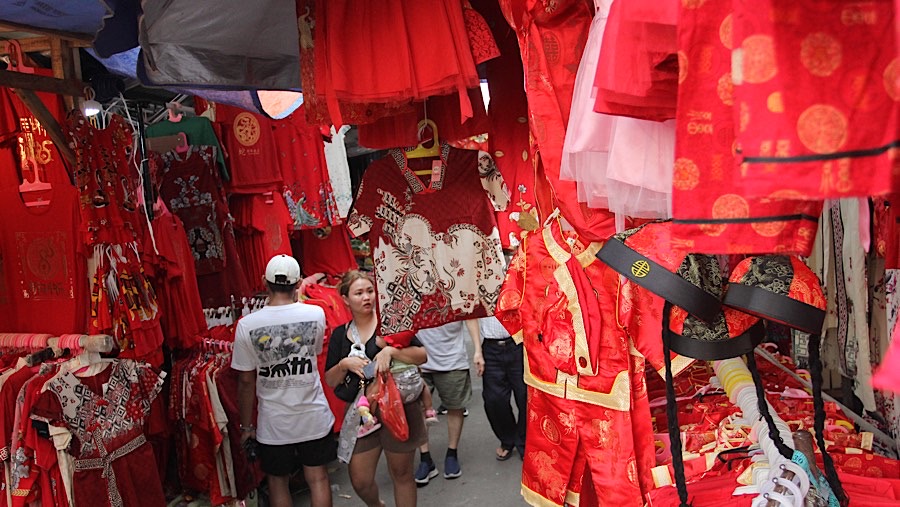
[348,446,384,507]
[384,450,417,507]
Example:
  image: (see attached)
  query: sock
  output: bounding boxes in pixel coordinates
[446,448,458,459]
[421,451,433,464]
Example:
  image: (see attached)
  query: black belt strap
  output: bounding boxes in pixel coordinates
[597,239,721,323]
[665,320,766,361]
[723,283,825,335]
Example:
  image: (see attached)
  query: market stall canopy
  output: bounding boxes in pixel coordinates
[0,0,305,119]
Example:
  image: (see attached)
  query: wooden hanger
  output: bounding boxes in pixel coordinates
[147,132,189,154]
[405,119,441,175]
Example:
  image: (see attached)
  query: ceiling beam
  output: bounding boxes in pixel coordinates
[0,21,93,43]
[50,38,77,111]
[0,69,85,96]
[11,88,76,167]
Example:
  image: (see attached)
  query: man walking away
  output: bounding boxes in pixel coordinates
[479,316,527,460]
[233,255,335,507]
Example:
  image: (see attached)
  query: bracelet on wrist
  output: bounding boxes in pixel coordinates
[240,425,256,433]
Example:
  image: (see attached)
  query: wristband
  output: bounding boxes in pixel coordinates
[240,425,256,433]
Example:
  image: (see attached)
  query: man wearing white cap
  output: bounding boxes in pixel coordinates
[232,255,335,507]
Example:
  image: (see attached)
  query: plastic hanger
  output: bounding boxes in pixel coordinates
[3,40,35,74]
[405,119,441,171]
[18,158,53,207]
[167,102,184,123]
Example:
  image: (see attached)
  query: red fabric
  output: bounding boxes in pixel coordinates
[10,372,55,507]
[295,224,358,276]
[348,147,506,335]
[152,146,251,307]
[463,1,500,64]
[495,222,685,505]
[88,245,164,366]
[231,193,293,292]
[521,387,651,507]
[145,209,208,349]
[475,0,543,248]
[0,86,87,334]
[299,0,415,127]
[0,366,39,463]
[214,365,265,498]
[670,0,823,255]
[314,0,480,125]
[355,87,490,150]
[216,104,282,194]
[592,0,678,121]
[732,0,899,200]
[31,361,166,507]
[68,113,143,246]
[498,0,619,243]
[0,158,87,335]
[274,109,341,230]
[872,196,900,269]
[303,283,352,432]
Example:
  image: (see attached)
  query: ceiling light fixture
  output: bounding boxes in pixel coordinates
[81,87,102,117]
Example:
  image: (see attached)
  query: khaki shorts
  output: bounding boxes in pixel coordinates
[354,400,428,454]
[422,369,472,410]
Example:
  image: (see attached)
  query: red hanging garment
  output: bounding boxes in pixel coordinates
[473,0,542,248]
[498,0,619,242]
[348,146,507,334]
[144,208,208,349]
[0,92,87,334]
[592,0,679,121]
[31,360,167,507]
[315,0,480,124]
[215,104,283,194]
[151,146,251,307]
[68,113,144,247]
[295,224,358,277]
[273,109,341,230]
[670,0,822,255]
[732,0,899,200]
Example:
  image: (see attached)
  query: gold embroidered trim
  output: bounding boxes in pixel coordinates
[523,355,632,411]
[521,483,565,507]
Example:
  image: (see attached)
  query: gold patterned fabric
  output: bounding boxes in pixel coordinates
[732,0,899,200]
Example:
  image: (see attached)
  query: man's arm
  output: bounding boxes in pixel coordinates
[237,370,257,443]
[465,319,484,377]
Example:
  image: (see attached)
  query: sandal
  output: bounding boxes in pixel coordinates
[496,447,513,461]
[424,409,439,426]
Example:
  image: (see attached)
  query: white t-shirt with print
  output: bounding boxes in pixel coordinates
[231,303,335,445]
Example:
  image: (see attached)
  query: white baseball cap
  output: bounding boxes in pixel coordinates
[265,255,301,285]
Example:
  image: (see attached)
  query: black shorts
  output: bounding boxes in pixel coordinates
[258,432,337,476]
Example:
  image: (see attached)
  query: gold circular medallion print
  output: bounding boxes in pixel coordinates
[233,112,260,147]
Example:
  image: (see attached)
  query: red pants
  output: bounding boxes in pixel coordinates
[521,387,647,507]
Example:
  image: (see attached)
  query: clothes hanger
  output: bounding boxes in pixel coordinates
[146,132,189,154]
[405,118,442,174]
[167,102,184,123]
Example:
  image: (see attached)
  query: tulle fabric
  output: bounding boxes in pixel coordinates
[562,0,674,220]
[591,0,678,121]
